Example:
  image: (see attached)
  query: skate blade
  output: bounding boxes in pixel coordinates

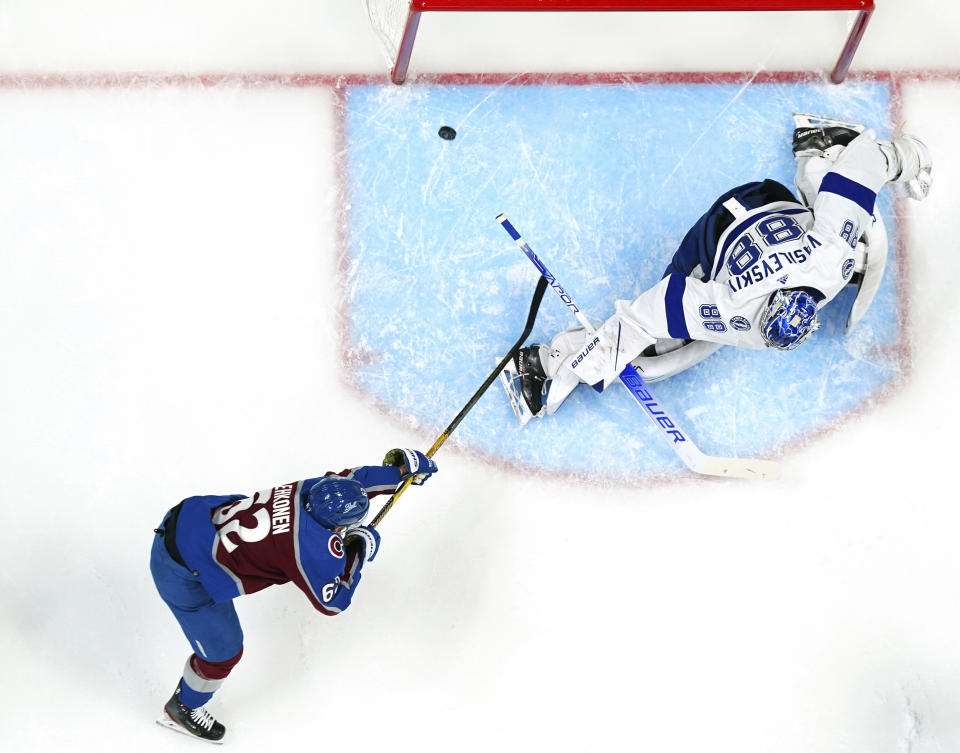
[496,357,533,427]
[156,714,225,745]
[792,112,865,132]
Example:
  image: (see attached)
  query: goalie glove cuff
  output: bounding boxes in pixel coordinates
[879,135,932,200]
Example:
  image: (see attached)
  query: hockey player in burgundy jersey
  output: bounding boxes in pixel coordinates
[501,114,932,425]
[150,447,437,743]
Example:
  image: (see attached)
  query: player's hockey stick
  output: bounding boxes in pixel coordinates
[370,275,550,527]
[497,213,779,481]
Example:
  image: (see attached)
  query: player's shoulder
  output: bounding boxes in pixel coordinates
[296,512,347,567]
[750,201,813,230]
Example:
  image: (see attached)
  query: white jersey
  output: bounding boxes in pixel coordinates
[613,132,890,350]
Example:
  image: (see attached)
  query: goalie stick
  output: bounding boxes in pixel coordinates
[496,213,779,481]
[370,275,549,527]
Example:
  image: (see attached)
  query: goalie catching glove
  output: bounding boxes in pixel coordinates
[878,133,932,200]
[383,448,438,485]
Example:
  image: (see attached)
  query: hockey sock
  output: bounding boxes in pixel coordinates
[178,677,215,710]
[177,649,243,708]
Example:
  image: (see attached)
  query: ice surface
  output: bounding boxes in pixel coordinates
[1,4,959,753]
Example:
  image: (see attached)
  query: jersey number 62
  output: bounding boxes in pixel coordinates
[212,493,271,553]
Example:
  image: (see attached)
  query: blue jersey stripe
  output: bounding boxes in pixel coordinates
[665,273,690,339]
[819,172,876,214]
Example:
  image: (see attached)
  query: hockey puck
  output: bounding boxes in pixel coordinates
[438,125,457,140]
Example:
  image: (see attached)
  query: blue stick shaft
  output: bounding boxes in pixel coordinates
[496,214,593,331]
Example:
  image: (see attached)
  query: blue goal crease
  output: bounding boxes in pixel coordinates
[339,79,897,479]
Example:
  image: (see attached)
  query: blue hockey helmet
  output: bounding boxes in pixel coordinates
[760,289,821,351]
[303,477,369,529]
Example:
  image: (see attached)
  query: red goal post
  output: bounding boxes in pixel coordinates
[364,0,875,85]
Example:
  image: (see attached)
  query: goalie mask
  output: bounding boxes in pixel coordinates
[760,289,821,351]
[303,477,369,529]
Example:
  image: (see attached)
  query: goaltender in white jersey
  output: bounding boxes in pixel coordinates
[502,114,932,425]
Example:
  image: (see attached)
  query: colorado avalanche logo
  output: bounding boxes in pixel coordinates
[730,316,751,332]
[842,258,856,280]
[328,535,344,559]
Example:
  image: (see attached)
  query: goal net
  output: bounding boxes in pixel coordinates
[364,0,874,85]
[364,0,412,67]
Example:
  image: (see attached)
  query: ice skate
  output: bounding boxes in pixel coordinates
[156,681,226,744]
[792,112,865,156]
[498,345,549,426]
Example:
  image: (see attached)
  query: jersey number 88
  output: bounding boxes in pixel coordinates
[727,215,803,276]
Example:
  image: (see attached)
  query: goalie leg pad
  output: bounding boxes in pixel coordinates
[632,339,723,382]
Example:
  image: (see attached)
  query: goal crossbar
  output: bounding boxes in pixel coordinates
[381,0,874,84]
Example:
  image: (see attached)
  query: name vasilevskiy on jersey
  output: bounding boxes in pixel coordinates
[726,234,823,293]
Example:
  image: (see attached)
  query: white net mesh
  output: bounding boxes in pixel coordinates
[363,0,411,66]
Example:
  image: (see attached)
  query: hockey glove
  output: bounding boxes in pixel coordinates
[344,525,381,563]
[383,448,438,485]
[886,134,932,200]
